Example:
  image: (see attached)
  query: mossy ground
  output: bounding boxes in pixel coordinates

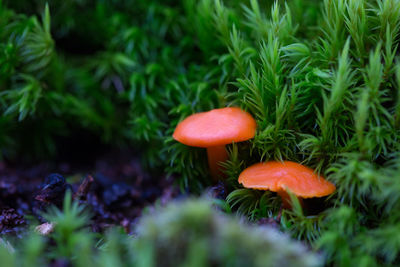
[1,0,400,266]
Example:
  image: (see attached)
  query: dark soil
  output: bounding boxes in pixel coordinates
[0,149,179,237]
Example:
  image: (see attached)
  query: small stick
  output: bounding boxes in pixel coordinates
[73,175,94,200]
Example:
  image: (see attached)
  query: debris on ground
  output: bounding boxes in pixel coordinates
[0,150,180,236]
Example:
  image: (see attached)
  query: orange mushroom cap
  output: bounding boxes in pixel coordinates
[238,161,336,198]
[173,107,256,147]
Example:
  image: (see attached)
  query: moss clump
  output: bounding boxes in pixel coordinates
[0,196,320,267]
[133,198,321,267]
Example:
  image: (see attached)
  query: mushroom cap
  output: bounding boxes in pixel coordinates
[173,107,256,147]
[238,161,336,198]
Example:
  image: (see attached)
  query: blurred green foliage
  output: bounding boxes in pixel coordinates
[0,195,321,267]
[133,198,321,267]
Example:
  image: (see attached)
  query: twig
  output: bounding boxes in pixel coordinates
[73,175,94,201]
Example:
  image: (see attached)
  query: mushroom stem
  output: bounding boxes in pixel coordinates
[277,190,304,209]
[207,146,229,180]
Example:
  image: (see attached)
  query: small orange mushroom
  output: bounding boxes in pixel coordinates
[173,107,256,180]
[238,161,335,208]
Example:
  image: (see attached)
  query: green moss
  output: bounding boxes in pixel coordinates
[0,195,320,267]
[133,198,321,267]
[2,0,400,265]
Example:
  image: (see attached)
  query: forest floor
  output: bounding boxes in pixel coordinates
[0,149,180,237]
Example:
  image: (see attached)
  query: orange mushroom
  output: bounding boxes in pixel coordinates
[238,161,335,208]
[173,107,256,180]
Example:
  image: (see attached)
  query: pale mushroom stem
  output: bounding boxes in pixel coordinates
[277,190,304,209]
[207,145,229,180]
